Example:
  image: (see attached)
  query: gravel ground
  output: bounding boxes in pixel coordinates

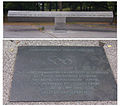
[3,40,117,105]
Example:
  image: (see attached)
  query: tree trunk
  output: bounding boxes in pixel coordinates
[42,2,44,11]
[36,3,39,11]
[49,2,51,11]
[80,4,82,11]
[58,2,62,11]
[56,2,58,11]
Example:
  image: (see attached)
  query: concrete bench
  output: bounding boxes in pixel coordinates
[8,11,113,30]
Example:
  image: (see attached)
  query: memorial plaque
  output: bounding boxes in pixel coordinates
[10,46,117,102]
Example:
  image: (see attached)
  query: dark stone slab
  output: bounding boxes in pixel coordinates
[8,17,112,22]
[10,46,117,102]
[66,17,113,22]
[8,17,54,22]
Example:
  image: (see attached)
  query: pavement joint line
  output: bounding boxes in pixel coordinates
[31,25,56,38]
[30,25,56,38]
[45,31,57,38]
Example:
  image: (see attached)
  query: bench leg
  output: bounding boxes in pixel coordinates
[55,17,66,30]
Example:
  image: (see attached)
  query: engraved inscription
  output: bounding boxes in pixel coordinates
[48,56,72,65]
[25,70,109,95]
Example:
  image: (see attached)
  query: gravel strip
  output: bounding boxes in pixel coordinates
[3,40,117,105]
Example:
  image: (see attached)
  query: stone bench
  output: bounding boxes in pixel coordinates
[8,11,113,30]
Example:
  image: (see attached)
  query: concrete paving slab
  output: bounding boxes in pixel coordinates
[3,24,117,38]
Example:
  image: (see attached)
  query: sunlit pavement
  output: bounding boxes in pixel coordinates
[3,24,117,38]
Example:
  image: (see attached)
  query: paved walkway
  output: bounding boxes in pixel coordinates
[3,23,117,38]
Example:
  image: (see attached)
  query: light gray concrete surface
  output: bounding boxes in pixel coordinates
[3,24,117,38]
[3,40,117,105]
[8,11,113,18]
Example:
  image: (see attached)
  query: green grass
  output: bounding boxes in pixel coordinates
[38,26,45,31]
